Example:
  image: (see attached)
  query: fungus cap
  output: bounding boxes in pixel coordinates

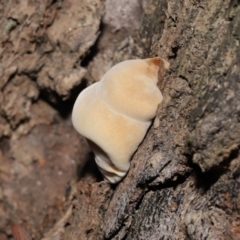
[72,57,169,183]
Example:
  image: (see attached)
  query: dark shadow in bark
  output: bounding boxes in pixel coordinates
[39,78,87,119]
[186,147,239,192]
[77,152,103,182]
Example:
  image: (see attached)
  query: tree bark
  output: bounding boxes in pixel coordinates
[0,0,240,240]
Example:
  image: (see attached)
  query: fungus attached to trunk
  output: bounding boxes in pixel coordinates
[72,57,169,183]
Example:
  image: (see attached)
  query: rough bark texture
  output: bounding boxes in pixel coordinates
[0,0,240,239]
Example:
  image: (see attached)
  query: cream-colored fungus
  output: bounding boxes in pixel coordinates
[72,57,169,183]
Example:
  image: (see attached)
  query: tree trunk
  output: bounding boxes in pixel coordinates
[0,0,240,239]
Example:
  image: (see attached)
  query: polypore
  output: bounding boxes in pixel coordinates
[72,57,169,184]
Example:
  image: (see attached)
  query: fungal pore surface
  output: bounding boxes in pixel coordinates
[72,57,169,183]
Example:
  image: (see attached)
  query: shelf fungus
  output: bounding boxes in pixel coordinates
[72,57,169,183]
